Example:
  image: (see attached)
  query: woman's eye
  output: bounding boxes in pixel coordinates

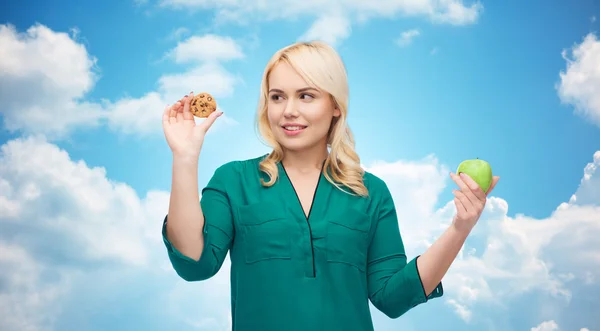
[270,95,282,101]
[300,93,314,100]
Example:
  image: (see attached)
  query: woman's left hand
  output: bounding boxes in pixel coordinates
[450,172,500,234]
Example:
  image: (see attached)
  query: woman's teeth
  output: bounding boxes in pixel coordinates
[284,126,305,131]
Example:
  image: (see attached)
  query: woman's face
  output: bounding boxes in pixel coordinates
[266,62,340,153]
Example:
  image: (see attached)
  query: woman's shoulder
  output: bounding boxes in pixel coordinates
[361,170,392,200]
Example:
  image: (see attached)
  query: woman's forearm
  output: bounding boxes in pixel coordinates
[166,155,205,261]
[416,223,469,295]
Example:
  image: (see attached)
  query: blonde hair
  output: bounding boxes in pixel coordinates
[256,41,368,197]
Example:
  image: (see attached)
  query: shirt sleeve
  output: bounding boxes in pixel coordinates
[366,180,444,319]
[162,163,235,282]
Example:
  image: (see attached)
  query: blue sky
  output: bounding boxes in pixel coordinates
[1,1,599,331]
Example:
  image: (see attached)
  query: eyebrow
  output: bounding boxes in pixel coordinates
[268,87,319,94]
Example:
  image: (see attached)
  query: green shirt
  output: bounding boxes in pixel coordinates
[162,155,443,331]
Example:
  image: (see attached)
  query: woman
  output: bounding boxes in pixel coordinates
[161,41,499,331]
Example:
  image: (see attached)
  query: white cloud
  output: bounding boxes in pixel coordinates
[365,150,600,328]
[167,257,232,331]
[365,154,450,254]
[557,33,600,127]
[1,135,599,330]
[0,242,69,331]
[167,34,244,63]
[0,135,166,265]
[105,64,240,135]
[565,151,600,206]
[165,27,191,41]
[102,92,166,136]
[0,23,104,139]
[438,152,600,324]
[157,62,241,100]
[0,23,241,139]
[0,136,234,331]
[154,0,483,45]
[104,62,241,136]
[532,320,559,331]
[297,12,352,46]
[531,321,594,331]
[101,34,243,136]
[158,0,483,25]
[395,29,420,47]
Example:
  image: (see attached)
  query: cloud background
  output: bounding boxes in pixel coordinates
[1,1,599,330]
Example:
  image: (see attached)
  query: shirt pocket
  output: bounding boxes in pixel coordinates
[237,201,293,264]
[325,208,372,272]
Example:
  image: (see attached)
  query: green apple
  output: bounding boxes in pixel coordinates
[456,158,493,193]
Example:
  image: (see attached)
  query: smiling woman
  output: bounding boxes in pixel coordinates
[158,40,495,331]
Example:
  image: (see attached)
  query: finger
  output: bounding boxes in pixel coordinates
[452,189,471,213]
[176,98,184,122]
[450,173,482,207]
[454,197,467,215]
[170,102,180,117]
[180,95,188,111]
[162,104,171,126]
[183,92,194,120]
[459,172,487,202]
[197,110,223,133]
[167,103,178,124]
[486,176,500,196]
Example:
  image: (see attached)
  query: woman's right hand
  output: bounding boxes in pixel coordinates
[162,92,223,161]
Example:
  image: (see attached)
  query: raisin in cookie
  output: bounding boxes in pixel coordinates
[190,92,217,118]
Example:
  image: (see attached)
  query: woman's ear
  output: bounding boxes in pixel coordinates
[330,95,341,118]
[333,107,341,117]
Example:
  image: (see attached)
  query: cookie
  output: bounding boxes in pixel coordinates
[190,92,217,118]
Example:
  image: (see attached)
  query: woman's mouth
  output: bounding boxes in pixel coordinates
[281,125,307,136]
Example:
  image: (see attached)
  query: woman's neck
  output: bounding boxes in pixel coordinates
[281,144,328,174]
